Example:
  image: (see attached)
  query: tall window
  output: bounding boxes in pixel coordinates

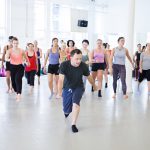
[0,0,6,47]
[33,0,45,38]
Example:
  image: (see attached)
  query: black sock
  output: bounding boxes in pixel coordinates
[98,90,102,97]
[72,125,78,133]
[105,83,108,88]
[64,113,69,118]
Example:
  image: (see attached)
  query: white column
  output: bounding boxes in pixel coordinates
[125,0,135,93]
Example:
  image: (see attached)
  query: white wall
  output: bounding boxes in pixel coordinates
[3,0,150,51]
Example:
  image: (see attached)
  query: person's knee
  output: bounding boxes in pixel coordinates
[73,103,80,110]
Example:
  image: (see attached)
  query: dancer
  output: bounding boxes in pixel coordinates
[1,36,14,93]
[90,39,109,97]
[34,40,42,85]
[139,43,150,97]
[66,40,76,60]
[44,38,60,99]
[109,37,134,99]
[133,44,142,81]
[58,49,97,133]
[25,43,38,93]
[6,37,30,100]
[81,39,90,89]
[60,42,67,63]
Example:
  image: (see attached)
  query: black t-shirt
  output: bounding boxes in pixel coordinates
[59,60,90,89]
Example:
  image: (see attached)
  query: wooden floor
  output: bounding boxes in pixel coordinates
[0,75,150,150]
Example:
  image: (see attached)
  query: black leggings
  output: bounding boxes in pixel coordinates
[10,64,24,94]
[25,70,36,86]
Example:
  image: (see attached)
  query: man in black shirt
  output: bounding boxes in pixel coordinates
[58,49,97,133]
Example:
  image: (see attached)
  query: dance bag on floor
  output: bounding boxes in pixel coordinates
[0,67,6,77]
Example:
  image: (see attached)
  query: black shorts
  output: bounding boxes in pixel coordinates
[139,69,150,82]
[91,63,105,71]
[36,63,41,77]
[62,87,85,114]
[6,61,11,71]
[48,64,59,75]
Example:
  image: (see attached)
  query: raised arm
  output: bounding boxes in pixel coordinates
[22,50,30,66]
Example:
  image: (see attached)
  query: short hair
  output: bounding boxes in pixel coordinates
[82,39,89,45]
[12,37,18,41]
[70,49,82,57]
[8,36,14,40]
[118,37,125,42]
[67,40,75,47]
[137,43,141,46]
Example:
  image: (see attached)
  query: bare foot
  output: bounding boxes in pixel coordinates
[16,94,21,101]
[112,94,116,99]
[56,94,62,99]
[6,89,10,93]
[123,95,128,99]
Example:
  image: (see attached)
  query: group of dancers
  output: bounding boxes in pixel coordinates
[1,35,150,133]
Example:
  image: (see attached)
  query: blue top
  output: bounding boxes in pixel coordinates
[49,48,59,65]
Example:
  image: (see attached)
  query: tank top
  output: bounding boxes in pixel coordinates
[135,51,141,62]
[10,49,23,65]
[49,48,59,65]
[66,47,75,60]
[113,47,126,65]
[25,51,37,72]
[37,48,41,64]
[93,50,105,63]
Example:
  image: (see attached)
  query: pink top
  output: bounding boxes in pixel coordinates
[93,50,105,63]
[10,49,23,65]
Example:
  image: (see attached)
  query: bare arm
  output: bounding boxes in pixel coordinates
[139,53,143,73]
[5,49,10,62]
[104,51,109,69]
[87,75,98,91]
[58,74,64,96]
[109,48,115,68]
[39,48,42,59]
[35,53,39,72]
[126,48,134,67]
[89,50,94,64]
[44,49,50,68]
[1,47,7,66]
[22,51,30,66]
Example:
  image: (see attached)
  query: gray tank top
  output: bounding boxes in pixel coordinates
[82,54,89,63]
[140,52,150,70]
[113,47,126,65]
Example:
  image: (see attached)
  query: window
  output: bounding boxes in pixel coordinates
[0,0,6,46]
[33,0,45,38]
